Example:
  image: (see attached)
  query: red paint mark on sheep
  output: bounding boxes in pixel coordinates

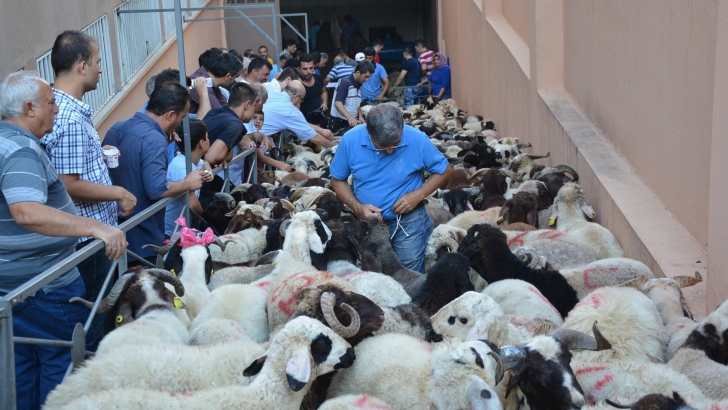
[345,271,368,282]
[583,267,620,290]
[182,392,195,397]
[589,374,614,397]
[527,286,563,320]
[270,270,327,316]
[355,394,394,410]
[538,230,564,240]
[574,365,607,377]
[508,232,529,247]
[672,324,686,334]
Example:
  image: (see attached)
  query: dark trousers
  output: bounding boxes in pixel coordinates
[76,239,113,347]
[13,277,95,410]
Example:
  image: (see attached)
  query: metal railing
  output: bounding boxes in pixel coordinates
[162,0,178,39]
[115,0,165,84]
[35,15,117,114]
[0,147,257,410]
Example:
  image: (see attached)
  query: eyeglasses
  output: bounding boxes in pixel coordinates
[369,135,406,152]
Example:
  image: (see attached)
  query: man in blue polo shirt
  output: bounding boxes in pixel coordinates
[330,104,451,273]
[105,82,207,266]
[360,47,389,102]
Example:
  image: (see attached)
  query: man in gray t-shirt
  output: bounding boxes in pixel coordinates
[0,72,126,409]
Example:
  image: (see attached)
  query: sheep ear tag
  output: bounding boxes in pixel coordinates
[549,209,558,226]
[173,297,184,309]
[285,346,311,391]
[581,204,596,219]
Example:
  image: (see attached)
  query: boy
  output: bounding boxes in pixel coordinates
[165,119,212,236]
[251,111,292,172]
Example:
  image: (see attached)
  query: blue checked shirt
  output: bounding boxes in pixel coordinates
[41,89,118,242]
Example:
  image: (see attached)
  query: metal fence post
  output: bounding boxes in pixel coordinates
[174,0,193,227]
[0,299,16,410]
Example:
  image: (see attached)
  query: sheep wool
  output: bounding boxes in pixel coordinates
[96,309,189,355]
[444,208,501,231]
[482,279,564,325]
[190,283,270,343]
[318,394,394,410]
[563,287,666,364]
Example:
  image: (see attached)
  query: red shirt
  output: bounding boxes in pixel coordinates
[418,49,436,77]
[374,54,381,64]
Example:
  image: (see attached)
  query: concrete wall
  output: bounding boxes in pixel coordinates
[440,0,725,312]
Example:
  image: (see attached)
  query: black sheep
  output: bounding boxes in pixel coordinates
[478,168,508,210]
[460,143,500,169]
[198,192,235,235]
[414,252,474,316]
[457,224,579,318]
[441,188,475,216]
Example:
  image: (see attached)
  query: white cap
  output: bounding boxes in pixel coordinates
[355,52,366,62]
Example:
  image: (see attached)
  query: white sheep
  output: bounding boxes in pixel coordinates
[190,283,270,343]
[430,292,557,345]
[425,224,467,272]
[188,318,256,346]
[327,333,436,409]
[620,273,703,361]
[558,257,655,299]
[481,279,564,325]
[504,229,598,270]
[668,300,728,401]
[49,316,355,410]
[318,394,394,410]
[563,286,666,364]
[211,226,268,265]
[550,183,625,259]
[572,361,707,406]
[375,304,430,339]
[328,261,412,308]
[44,340,266,408]
[177,244,213,321]
[207,263,275,290]
[444,207,502,231]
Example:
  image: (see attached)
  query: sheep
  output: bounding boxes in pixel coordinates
[425,197,456,228]
[328,261,412,308]
[318,394,394,410]
[472,168,508,211]
[458,224,654,318]
[668,300,728,400]
[496,191,539,228]
[505,229,598,270]
[207,263,276,290]
[44,340,266,408]
[375,303,431,339]
[326,333,437,409]
[212,226,269,266]
[198,191,236,235]
[172,244,215,321]
[588,393,728,410]
[439,187,478,216]
[50,317,356,410]
[572,361,707,406]
[70,267,188,354]
[550,183,625,259]
[532,165,579,199]
[427,291,557,345]
[504,152,551,181]
[188,318,256,346]
[310,218,360,271]
[425,224,468,272]
[230,183,269,205]
[481,279,564,325]
[444,207,502,231]
[190,283,270,343]
[430,339,503,410]
[620,273,703,360]
[415,252,475,316]
[562,286,666,364]
[254,196,296,220]
[224,208,267,234]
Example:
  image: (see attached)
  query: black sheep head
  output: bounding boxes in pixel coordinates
[457,224,509,281]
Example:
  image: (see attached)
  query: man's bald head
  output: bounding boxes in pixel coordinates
[286,80,306,98]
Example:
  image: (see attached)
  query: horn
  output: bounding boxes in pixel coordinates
[461,187,481,196]
[514,248,535,267]
[673,271,703,288]
[320,147,334,162]
[320,292,360,338]
[499,169,522,182]
[436,189,449,199]
[487,351,504,385]
[225,202,243,218]
[551,321,612,351]
[213,237,229,253]
[279,199,296,213]
[70,272,135,314]
[516,142,532,150]
[619,277,649,290]
[553,165,579,182]
[605,399,633,409]
[230,183,252,194]
[254,250,280,266]
[145,268,185,297]
[215,192,236,208]
[499,345,527,371]
[142,232,181,255]
[525,152,550,160]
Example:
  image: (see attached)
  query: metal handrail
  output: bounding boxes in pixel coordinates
[0,146,256,409]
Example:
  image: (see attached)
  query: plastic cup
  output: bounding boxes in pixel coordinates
[103,148,119,168]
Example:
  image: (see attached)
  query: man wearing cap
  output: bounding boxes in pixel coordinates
[329,61,374,133]
[330,104,451,273]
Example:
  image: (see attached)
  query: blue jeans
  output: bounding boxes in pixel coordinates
[404,86,420,108]
[386,206,433,274]
[12,276,95,410]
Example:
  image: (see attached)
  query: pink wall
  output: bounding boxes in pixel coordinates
[95,1,227,138]
[440,0,723,312]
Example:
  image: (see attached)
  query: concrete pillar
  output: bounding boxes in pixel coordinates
[530,0,563,91]
[707,0,728,312]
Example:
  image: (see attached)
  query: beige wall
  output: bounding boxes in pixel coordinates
[440,0,726,312]
[94,2,227,137]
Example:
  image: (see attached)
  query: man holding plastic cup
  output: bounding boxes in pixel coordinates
[40,30,137,341]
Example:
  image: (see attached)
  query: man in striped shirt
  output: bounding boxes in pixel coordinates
[415,39,436,80]
[0,71,126,409]
[41,31,137,331]
[329,62,374,133]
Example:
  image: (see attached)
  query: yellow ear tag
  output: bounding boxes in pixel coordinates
[590,212,596,218]
[210,269,214,275]
[173,297,184,309]
[116,315,124,323]
[497,216,504,224]
[548,216,556,226]
[170,269,176,276]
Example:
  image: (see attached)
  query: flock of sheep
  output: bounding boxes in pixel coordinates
[42,99,727,410]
